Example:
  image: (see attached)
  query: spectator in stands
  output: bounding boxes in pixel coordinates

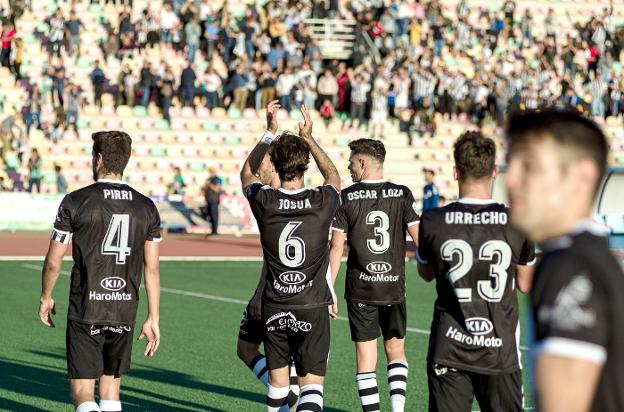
[54,65,65,108]
[24,85,42,136]
[55,164,67,194]
[203,67,221,110]
[370,86,388,139]
[259,63,277,110]
[276,66,296,113]
[347,73,370,130]
[317,69,338,109]
[11,35,23,81]
[90,60,106,108]
[0,176,10,192]
[185,18,201,63]
[320,98,335,130]
[230,63,249,111]
[47,8,65,58]
[0,21,15,68]
[160,3,178,46]
[170,166,186,195]
[422,168,439,211]
[201,166,222,236]
[139,61,153,107]
[66,10,81,59]
[158,66,175,123]
[27,148,42,193]
[180,62,197,108]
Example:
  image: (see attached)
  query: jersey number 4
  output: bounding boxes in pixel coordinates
[102,214,132,265]
[441,239,512,302]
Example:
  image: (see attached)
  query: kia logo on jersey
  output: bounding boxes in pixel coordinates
[366,261,392,274]
[279,271,306,285]
[465,317,494,336]
[101,277,127,291]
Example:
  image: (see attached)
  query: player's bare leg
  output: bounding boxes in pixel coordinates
[70,379,99,412]
[237,339,262,366]
[297,373,325,411]
[98,375,121,411]
[355,340,380,411]
[384,338,408,412]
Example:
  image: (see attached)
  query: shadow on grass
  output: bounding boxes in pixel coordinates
[18,350,350,412]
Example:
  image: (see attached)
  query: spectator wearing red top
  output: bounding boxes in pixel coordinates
[588,41,600,76]
[0,22,15,68]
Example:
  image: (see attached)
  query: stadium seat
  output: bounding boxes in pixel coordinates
[132,106,147,117]
[154,119,170,131]
[202,120,217,131]
[217,121,232,132]
[243,108,257,119]
[150,146,167,157]
[189,161,205,172]
[211,107,227,118]
[224,135,241,145]
[227,108,242,119]
[181,107,195,118]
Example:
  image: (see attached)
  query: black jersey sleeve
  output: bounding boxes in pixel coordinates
[403,189,420,227]
[534,257,608,365]
[416,211,433,264]
[518,238,536,265]
[331,202,348,233]
[51,194,74,244]
[146,201,162,243]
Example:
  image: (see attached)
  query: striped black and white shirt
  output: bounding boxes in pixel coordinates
[371,93,388,113]
[351,82,371,104]
[592,26,606,46]
[590,78,607,98]
[413,72,436,98]
[450,76,468,101]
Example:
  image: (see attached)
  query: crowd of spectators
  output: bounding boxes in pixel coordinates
[0,0,623,193]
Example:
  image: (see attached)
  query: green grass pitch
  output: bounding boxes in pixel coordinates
[0,261,534,411]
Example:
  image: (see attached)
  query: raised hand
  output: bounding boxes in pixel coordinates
[298,104,313,141]
[266,100,280,134]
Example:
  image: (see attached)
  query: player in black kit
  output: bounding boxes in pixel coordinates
[329,139,419,412]
[241,103,340,411]
[237,102,299,409]
[417,131,535,412]
[505,110,624,412]
[39,131,161,412]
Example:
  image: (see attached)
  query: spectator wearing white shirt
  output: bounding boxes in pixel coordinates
[316,69,338,109]
[203,68,222,110]
[276,67,296,112]
[347,74,370,130]
[160,3,179,45]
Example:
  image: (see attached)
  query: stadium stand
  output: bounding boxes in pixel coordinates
[0,0,623,221]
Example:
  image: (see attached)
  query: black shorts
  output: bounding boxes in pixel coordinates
[347,300,407,342]
[66,319,133,379]
[263,305,330,377]
[238,299,264,344]
[427,363,523,412]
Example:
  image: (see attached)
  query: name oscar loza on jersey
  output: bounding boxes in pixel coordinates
[346,188,404,201]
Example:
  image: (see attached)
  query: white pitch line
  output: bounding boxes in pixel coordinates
[18,263,528,350]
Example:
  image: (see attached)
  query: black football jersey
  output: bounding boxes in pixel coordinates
[332,180,420,304]
[532,222,624,412]
[418,199,535,374]
[245,182,340,309]
[52,179,162,326]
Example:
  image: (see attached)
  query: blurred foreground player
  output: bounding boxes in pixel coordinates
[237,103,299,410]
[329,138,420,412]
[241,103,340,411]
[506,110,624,412]
[418,131,535,412]
[39,131,162,412]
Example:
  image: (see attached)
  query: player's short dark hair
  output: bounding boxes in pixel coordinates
[506,109,608,190]
[453,131,496,181]
[92,131,132,176]
[270,132,310,182]
[348,138,386,163]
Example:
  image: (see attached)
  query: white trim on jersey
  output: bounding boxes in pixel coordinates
[525,258,537,266]
[325,263,337,303]
[416,250,428,264]
[569,219,610,237]
[407,220,420,227]
[457,198,497,205]
[361,179,388,184]
[535,337,607,365]
[331,226,345,232]
[323,184,340,194]
[97,178,126,185]
[149,237,163,243]
[278,187,308,194]
[51,229,73,244]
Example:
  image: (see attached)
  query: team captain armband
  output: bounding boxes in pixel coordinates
[51,228,72,244]
[261,130,275,144]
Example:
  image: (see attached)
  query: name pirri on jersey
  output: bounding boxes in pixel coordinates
[418,199,535,374]
[245,183,340,309]
[332,180,419,304]
[52,179,162,326]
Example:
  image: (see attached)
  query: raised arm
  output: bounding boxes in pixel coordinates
[240,100,280,190]
[297,104,341,190]
[39,239,69,327]
[139,240,161,357]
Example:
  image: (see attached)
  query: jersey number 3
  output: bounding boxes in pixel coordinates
[441,239,511,302]
[102,214,132,265]
[366,211,390,254]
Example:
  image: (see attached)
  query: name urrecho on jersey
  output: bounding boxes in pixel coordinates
[444,211,508,225]
[346,188,404,201]
[103,189,134,200]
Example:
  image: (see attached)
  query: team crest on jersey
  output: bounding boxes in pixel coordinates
[465,317,494,336]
